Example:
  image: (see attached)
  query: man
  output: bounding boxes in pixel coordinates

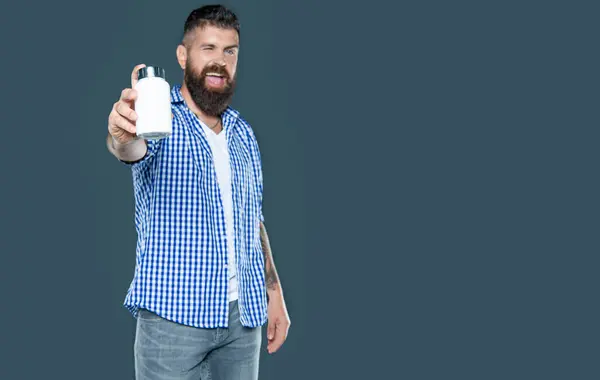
[105,5,290,380]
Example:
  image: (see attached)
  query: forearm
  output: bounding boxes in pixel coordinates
[106,133,147,162]
[260,221,282,297]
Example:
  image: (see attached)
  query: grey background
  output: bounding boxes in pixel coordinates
[0,0,597,379]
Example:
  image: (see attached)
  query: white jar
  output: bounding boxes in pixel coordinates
[134,66,172,139]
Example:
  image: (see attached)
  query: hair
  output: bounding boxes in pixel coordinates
[181,5,240,48]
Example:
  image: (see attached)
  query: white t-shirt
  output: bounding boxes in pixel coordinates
[198,120,238,302]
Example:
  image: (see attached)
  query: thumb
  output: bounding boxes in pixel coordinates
[131,63,146,89]
[267,321,275,340]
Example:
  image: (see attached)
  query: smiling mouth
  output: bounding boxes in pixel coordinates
[205,72,227,87]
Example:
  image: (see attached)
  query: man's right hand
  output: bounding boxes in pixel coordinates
[108,63,146,145]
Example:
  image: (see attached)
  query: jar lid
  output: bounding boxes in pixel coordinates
[137,66,166,80]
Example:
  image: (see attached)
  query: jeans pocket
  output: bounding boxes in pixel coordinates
[138,308,163,322]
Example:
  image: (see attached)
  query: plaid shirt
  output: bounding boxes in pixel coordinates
[120,84,267,328]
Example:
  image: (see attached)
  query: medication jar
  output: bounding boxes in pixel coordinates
[134,66,171,139]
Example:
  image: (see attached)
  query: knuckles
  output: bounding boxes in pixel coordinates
[109,88,138,135]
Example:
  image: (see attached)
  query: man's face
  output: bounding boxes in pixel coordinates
[182,25,239,117]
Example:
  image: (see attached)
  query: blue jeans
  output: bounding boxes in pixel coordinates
[134,300,262,380]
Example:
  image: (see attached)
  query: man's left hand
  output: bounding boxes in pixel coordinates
[266,292,290,354]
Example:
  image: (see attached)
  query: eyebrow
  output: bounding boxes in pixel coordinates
[199,43,239,50]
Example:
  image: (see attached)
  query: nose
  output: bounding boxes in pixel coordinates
[213,54,227,66]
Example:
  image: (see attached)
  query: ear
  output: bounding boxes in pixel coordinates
[176,44,187,70]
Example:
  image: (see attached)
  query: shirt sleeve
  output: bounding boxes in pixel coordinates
[250,131,265,223]
[256,148,265,223]
[119,138,162,167]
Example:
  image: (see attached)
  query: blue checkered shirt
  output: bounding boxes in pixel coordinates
[120,84,267,328]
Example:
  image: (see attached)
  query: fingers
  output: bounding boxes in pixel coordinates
[267,321,276,341]
[107,64,145,143]
[267,319,290,354]
[109,111,136,135]
[131,63,146,89]
[109,101,136,135]
[116,92,138,120]
[120,88,138,103]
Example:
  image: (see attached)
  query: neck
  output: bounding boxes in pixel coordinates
[180,82,222,131]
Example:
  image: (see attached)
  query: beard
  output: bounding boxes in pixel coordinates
[184,60,236,117]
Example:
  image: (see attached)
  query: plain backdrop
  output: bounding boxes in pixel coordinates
[0,0,597,379]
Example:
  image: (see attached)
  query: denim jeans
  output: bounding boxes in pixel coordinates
[134,300,262,380]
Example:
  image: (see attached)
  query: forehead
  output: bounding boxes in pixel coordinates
[192,24,239,45]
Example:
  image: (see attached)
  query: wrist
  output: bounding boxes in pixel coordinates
[267,284,283,299]
[112,134,138,149]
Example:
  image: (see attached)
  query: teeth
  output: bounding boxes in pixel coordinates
[206,73,223,77]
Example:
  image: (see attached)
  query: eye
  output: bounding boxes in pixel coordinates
[225,49,236,55]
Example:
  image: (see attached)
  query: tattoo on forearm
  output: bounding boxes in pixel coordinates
[260,222,280,291]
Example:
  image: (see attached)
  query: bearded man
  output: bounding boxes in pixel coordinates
[105,5,290,380]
